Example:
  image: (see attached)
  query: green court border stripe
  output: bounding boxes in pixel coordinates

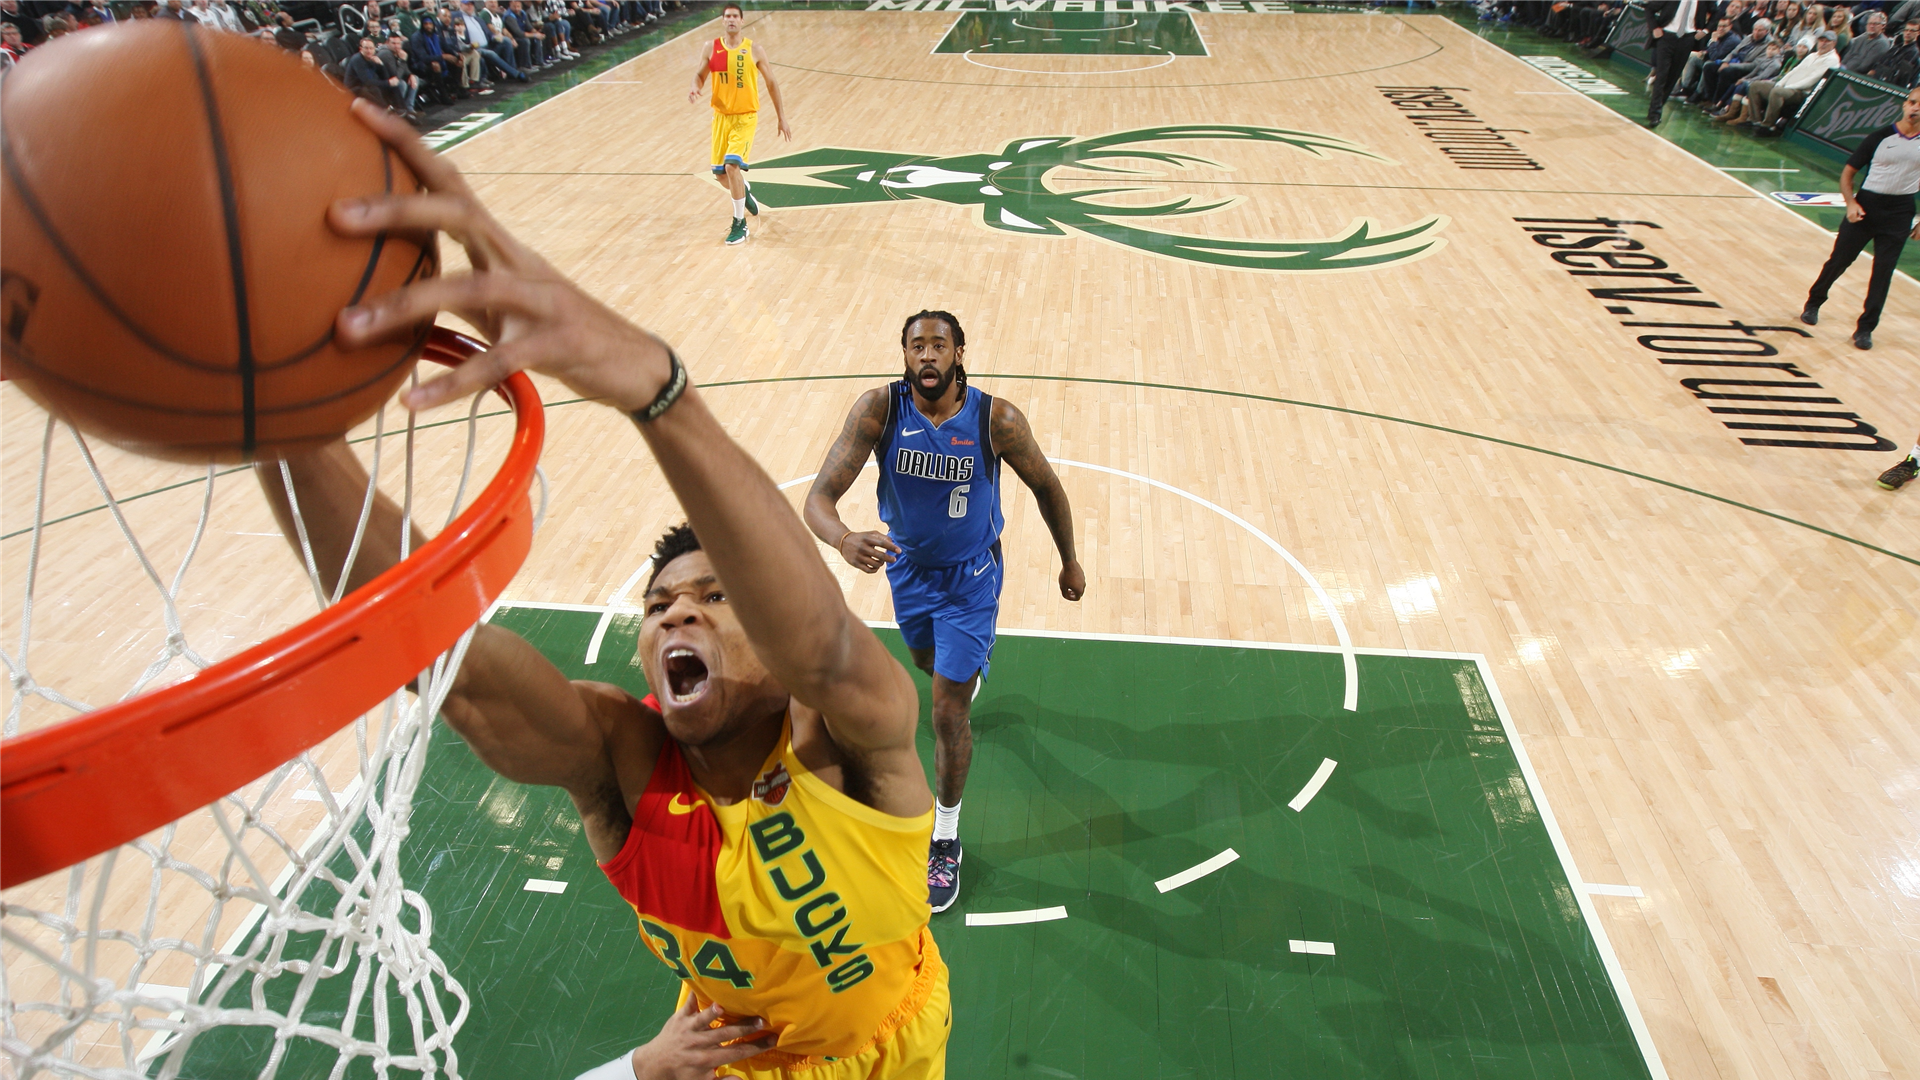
[12,372,1909,569]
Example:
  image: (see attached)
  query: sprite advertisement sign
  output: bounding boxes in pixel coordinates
[1787,70,1909,156]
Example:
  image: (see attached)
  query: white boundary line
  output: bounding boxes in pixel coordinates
[585,561,654,665]
[965,906,1069,926]
[1153,848,1240,893]
[930,8,966,54]
[1288,939,1336,955]
[1460,21,1915,290]
[1586,883,1647,898]
[1473,654,1670,1080]
[1286,757,1338,812]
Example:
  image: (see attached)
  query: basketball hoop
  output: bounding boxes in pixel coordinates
[0,327,544,1079]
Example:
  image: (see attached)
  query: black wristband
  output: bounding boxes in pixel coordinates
[632,349,687,424]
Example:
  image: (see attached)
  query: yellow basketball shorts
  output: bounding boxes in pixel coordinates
[711,111,758,174]
[696,966,951,1080]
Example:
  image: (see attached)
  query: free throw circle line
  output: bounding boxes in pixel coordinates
[1287,757,1339,812]
[1153,848,1240,893]
[1049,459,1359,712]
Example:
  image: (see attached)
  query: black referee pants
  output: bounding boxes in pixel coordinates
[1805,191,1916,335]
[1647,32,1694,122]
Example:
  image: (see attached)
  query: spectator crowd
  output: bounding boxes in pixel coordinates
[1,0,689,125]
[1480,0,1920,135]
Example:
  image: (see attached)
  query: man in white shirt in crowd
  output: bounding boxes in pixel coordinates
[1748,28,1843,134]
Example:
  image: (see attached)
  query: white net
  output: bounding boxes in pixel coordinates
[1,382,544,1080]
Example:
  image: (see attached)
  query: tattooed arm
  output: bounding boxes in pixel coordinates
[991,398,1084,601]
[804,388,899,573]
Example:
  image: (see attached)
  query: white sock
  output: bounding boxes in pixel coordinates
[573,1050,638,1080]
[1911,445,1919,462]
[933,801,961,842]
[732,197,746,220]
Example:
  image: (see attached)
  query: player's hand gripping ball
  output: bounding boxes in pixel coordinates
[0,21,438,463]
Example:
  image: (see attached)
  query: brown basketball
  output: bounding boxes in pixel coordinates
[0,21,437,464]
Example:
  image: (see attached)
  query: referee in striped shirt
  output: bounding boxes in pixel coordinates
[1799,87,1920,352]
[1803,88,1920,489]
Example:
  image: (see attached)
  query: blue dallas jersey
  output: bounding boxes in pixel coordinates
[875,380,1003,568]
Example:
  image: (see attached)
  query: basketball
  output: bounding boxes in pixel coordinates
[0,20,437,464]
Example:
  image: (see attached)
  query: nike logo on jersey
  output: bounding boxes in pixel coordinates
[973,563,990,577]
[668,793,702,815]
[901,428,924,436]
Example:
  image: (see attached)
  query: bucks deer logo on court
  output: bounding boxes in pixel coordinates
[745,124,1448,272]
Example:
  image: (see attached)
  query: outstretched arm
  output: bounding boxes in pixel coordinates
[803,388,899,573]
[329,101,918,761]
[991,398,1085,602]
[254,441,643,860]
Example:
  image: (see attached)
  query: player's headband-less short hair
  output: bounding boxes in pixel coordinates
[900,309,966,349]
[646,524,703,593]
[722,2,743,13]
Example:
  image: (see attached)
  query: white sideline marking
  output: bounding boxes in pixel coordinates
[420,112,504,149]
[524,878,569,894]
[1289,939,1336,956]
[965,906,1068,927]
[1287,758,1339,812]
[1154,848,1240,893]
[1585,883,1646,898]
[583,560,653,665]
[293,789,346,803]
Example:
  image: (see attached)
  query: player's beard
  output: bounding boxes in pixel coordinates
[910,363,961,402]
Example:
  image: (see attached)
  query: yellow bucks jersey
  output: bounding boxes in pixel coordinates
[599,711,940,1067]
[708,36,759,116]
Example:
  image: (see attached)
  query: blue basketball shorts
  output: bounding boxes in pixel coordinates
[885,545,1002,684]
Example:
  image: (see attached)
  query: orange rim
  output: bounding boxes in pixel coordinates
[0,328,544,889]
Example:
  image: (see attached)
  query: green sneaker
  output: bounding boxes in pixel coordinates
[725,218,748,246]
[744,187,759,216]
[1877,456,1918,491]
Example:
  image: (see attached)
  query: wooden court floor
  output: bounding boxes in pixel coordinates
[3,7,1918,1078]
